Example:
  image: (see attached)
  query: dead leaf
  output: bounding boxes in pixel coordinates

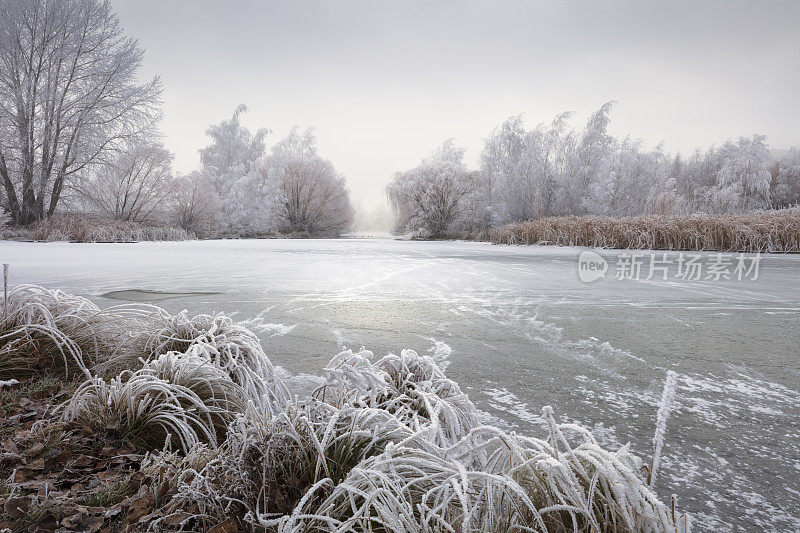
[2,439,19,454]
[87,516,105,533]
[125,492,154,524]
[157,480,170,500]
[25,442,44,457]
[163,512,192,526]
[61,512,86,529]
[73,454,95,468]
[4,496,30,519]
[100,446,115,456]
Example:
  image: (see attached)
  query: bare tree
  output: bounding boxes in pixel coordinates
[169,171,221,238]
[0,0,161,224]
[77,139,175,222]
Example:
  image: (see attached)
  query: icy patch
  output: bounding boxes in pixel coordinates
[100,289,220,301]
[260,323,296,337]
[275,366,326,399]
[678,371,800,425]
[483,387,543,427]
[425,337,452,370]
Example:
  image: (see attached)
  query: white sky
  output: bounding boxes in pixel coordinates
[113,0,800,209]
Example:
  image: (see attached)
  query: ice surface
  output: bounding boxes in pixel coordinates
[1,238,799,531]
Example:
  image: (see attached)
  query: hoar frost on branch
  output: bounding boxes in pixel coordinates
[74,137,176,223]
[0,0,162,224]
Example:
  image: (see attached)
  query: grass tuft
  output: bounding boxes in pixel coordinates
[0,285,117,380]
[60,352,244,451]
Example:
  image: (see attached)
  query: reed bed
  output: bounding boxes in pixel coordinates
[0,213,193,242]
[490,210,800,252]
[1,285,689,532]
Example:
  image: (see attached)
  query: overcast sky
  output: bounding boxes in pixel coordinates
[113,0,800,209]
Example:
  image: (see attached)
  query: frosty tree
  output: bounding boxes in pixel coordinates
[695,136,772,213]
[199,104,269,190]
[264,128,354,237]
[0,0,162,224]
[170,171,220,238]
[387,140,476,237]
[77,138,175,223]
[770,147,800,208]
[197,105,284,236]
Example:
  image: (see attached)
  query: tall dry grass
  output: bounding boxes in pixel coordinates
[490,210,800,252]
[0,213,193,243]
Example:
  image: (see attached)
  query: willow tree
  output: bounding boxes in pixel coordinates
[0,0,161,224]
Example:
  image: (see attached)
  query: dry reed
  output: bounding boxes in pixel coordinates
[490,210,800,252]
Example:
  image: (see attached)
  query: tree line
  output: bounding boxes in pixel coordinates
[388,102,800,237]
[0,0,354,237]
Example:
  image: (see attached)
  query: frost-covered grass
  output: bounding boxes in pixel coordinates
[0,213,193,243]
[1,285,689,531]
[144,310,289,412]
[491,210,800,252]
[61,360,230,451]
[0,284,132,379]
[314,348,478,447]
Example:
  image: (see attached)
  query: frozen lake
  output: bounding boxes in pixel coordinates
[2,238,799,531]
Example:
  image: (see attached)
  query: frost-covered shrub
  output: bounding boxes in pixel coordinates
[141,443,217,509]
[144,352,248,437]
[158,401,414,530]
[314,348,391,405]
[283,408,684,533]
[62,349,248,451]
